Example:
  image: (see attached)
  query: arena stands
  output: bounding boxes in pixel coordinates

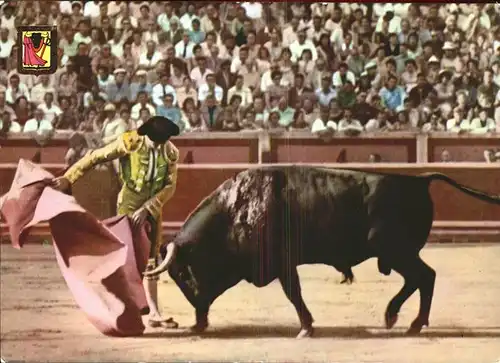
[0,1,498,149]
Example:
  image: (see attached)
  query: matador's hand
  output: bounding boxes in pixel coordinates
[131,208,149,228]
[50,176,71,192]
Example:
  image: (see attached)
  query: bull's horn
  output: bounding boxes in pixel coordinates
[144,243,177,277]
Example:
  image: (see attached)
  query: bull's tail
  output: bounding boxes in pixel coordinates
[421,172,500,205]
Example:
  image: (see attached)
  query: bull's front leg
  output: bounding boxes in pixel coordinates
[278,268,314,338]
[189,305,209,333]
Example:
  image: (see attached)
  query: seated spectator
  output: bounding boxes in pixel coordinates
[83,83,109,108]
[0,111,22,134]
[190,56,213,88]
[65,132,89,167]
[151,72,177,107]
[421,112,446,133]
[271,96,295,128]
[266,110,286,132]
[157,94,184,132]
[106,68,131,103]
[289,109,309,131]
[379,75,406,111]
[138,40,163,70]
[38,92,62,125]
[131,91,156,121]
[337,81,357,109]
[175,30,196,59]
[55,96,80,130]
[366,110,390,132]
[227,75,253,109]
[240,109,262,131]
[100,103,129,144]
[23,107,53,133]
[6,74,30,104]
[228,94,244,124]
[338,108,363,135]
[219,107,241,132]
[446,108,467,133]
[315,74,337,108]
[14,96,32,126]
[462,108,496,134]
[332,62,356,88]
[30,75,56,106]
[200,94,222,130]
[311,107,337,136]
[130,69,153,101]
[198,73,223,104]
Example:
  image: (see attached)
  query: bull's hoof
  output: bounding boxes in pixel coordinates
[385,312,398,329]
[189,322,208,334]
[296,327,314,339]
[406,317,428,335]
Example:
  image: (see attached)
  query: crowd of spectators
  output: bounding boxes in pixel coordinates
[0,1,499,154]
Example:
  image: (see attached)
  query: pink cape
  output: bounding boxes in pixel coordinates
[0,160,151,337]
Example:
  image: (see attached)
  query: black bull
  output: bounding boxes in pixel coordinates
[146,166,500,338]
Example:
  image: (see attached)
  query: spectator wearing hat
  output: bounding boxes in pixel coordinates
[130,70,152,102]
[379,75,406,111]
[441,41,463,73]
[175,30,196,59]
[100,103,128,145]
[106,68,130,103]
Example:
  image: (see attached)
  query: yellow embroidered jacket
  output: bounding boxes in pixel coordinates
[64,130,179,220]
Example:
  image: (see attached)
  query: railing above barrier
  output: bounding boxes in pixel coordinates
[1,132,499,164]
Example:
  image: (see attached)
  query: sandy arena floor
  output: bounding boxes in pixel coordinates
[1,244,499,363]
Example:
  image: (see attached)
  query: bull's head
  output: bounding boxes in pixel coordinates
[144,199,234,309]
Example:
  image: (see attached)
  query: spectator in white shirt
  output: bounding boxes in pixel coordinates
[38,92,63,124]
[190,56,214,88]
[83,0,100,18]
[241,2,263,19]
[461,109,496,134]
[157,3,180,33]
[227,75,253,108]
[332,63,356,88]
[311,107,337,136]
[138,41,163,69]
[289,29,318,62]
[0,111,22,133]
[338,108,364,134]
[6,74,31,104]
[131,91,156,120]
[175,31,196,59]
[230,46,250,74]
[23,107,54,134]
[30,75,56,106]
[151,73,177,107]
[0,28,15,61]
[180,3,198,31]
[198,73,224,104]
[446,108,467,133]
[74,20,92,45]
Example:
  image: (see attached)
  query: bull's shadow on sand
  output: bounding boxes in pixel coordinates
[142,325,500,340]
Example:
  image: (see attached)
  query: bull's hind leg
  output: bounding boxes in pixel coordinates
[386,256,436,335]
[278,268,314,338]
